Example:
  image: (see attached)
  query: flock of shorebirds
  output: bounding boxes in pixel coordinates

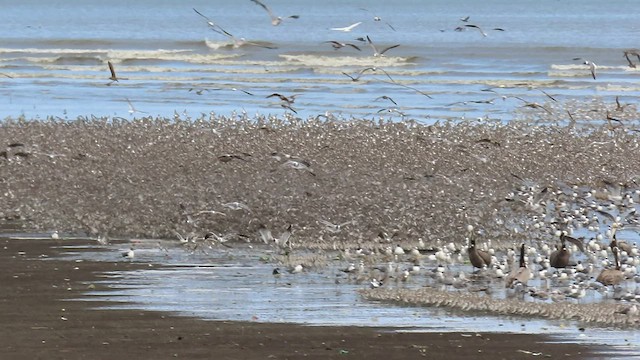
[108,179,640,319]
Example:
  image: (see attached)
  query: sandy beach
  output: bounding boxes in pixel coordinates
[0,236,613,360]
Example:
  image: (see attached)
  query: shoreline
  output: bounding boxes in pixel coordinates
[0,236,622,359]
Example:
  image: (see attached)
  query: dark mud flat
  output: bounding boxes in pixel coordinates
[0,237,617,360]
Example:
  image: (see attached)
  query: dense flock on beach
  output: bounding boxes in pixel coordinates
[2,106,640,326]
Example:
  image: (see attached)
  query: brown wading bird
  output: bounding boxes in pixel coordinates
[467,236,492,269]
[505,244,530,288]
[250,0,299,26]
[596,245,625,286]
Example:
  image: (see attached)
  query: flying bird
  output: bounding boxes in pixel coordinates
[323,41,361,51]
[374,95,397,105]
[330,22,362,32]
[126,98,147,115]
[250,0,299,26]
[266,93,301,105]
[573,58,597,79]
[107,61,127,84]
[366,35,400,57]
[342,66,394,82]
[464,24,487,37]
[193,8,229,36]
[623,49,640,68]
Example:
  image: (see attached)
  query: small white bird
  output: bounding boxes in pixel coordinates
[51,231,60,240]
[573,58,597,79]
[330,22,362,32]
[318,219,353,233]
[122,248,135,260]
[288,264,304,274]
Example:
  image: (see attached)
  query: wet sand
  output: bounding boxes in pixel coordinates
[0,237,614,360]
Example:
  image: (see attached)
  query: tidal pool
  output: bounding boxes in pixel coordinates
[40,238,640,358]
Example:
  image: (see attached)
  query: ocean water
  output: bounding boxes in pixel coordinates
[1,0,639,121]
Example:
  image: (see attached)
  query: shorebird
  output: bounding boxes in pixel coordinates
[366,35,400,57]
[573,58,597,79]
[323,41,361,51]
[380,79,433,99]
[193,8,230,36]
[513,96,552,114]
[122,248,135,260]
[330,22,362,32]
[126,98,147,115]
[460,16,470,22]
[51,231,60,240]
[616,303,638,316]
[259,224,292,249]
[107,61,126,84]
[222,201,252,213]
[374,95,397,105]
[250,0,299,26]
[217,153,250,162]
[506,244,531,288]
[266,93,300,105]
[464,24,487,37]
[342,67,377,82]
[318,219,354,234]
[623,49,640,68]
[281,159,315,175]
[359,8,396,31]
[615,96,630,112]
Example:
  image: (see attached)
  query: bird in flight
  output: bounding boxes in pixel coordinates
[266,93,301,105]
[330,22,362,32]
[107,61,127,85]
[250,0,299,26]
[375,95,397,105]
[366,36,400,57]
[323,41,361,51]
[342,67,393,82]
[464,24,487,37]
[193,8,230,37]
[126,98,147,115]
[573,58,597,79]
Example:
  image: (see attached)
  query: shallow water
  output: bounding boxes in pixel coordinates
[22,236,633,358]
[2,0,640,121]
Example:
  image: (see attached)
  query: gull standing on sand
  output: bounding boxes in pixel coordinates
[250,0,299,26]
[330,22,362,32]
